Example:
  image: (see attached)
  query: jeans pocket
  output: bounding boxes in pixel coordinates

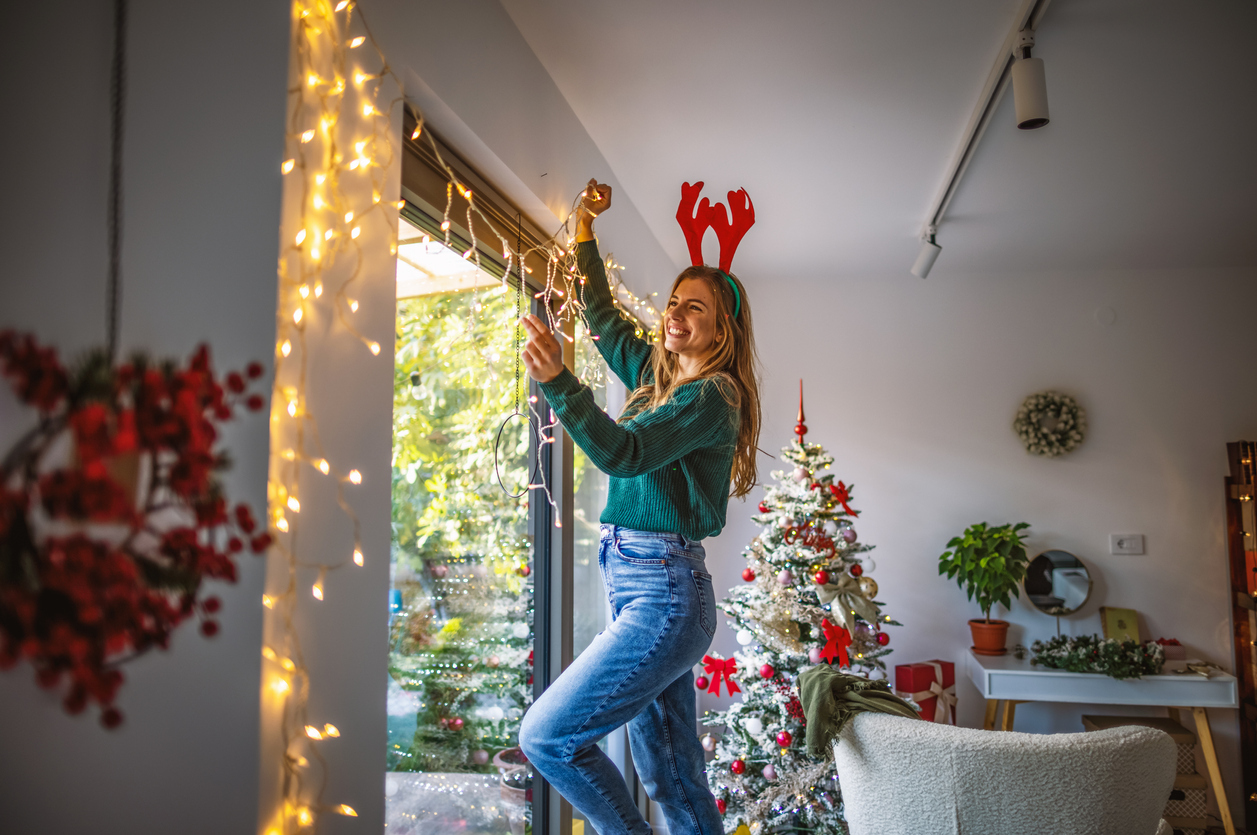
[691,570,716,639]
[613,537,667,566]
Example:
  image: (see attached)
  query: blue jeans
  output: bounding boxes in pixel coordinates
[519,525,723,835]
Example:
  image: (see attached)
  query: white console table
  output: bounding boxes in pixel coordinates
[967,649,1239,835]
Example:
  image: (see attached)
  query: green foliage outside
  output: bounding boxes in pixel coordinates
[388,283,535,775]
[938,521,1031,622]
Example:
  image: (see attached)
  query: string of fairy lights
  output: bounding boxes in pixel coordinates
[265,2,663,832]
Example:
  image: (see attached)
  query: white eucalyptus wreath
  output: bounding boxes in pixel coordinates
[1013,390,1086,457]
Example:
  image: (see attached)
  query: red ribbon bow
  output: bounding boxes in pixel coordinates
[820,617,852,667]
[829,481,860,517]
[702,654,742,697]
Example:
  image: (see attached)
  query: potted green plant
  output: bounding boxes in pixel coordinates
[938,521,1031,655]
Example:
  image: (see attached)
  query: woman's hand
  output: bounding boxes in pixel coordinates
[575,178,611,242]
[520,314,565,383]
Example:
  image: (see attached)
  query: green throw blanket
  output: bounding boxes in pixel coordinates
[798,665,921,759]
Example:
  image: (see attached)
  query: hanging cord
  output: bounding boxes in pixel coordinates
[494,213,535,498]
[106,0,128,361]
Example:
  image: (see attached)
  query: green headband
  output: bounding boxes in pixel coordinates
[715,270,741,319]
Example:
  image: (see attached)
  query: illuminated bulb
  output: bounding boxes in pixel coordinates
[349,36,365,47]
[354,72,366,85]
[344,211,354,222]
[348,160,360,170]
[440,220,450,231]
[262,646,277,661]
[324,229,333,241]
[313,194,324,209]
[313,567,327,601]
[463,247,473,259]
[362,104,374,117]
[351,226,361,239]
[334,0,348,10]
[313,283,323,298]
[276,516,289,533]
[310,246,320,260]
[297,807,314,827]
[280,340,292,357]
[262,594,275,608]
[299,284,310,299]
[312,583,323,601]
[317,459,330,475]
[287,496,301,513]
[292,308,302,325]
[280,657,295,672]
[306,73,319,87]
[294,756,308,768]
[315,173,325,185]
[300,129,315,143]
[394,200,405,210]
[368,341,381,356]
[281,159,295,174]
[353,548,364,567]
[287,399,297,417]
[271,678,290,695]
[282,449,296,461]
[349,299,359,312]
[324,724,340,737]
[348,469,362,484]
[337,805,358,817]
[372,192,381,203]
[410,125,422,140]
[295,229,306,245]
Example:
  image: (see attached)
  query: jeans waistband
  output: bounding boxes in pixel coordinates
[600,524,704,553]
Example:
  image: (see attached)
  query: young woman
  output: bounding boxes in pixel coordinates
[517,179,761,835]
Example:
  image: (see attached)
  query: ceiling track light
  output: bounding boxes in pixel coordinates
[911,228,942,279]
[908,0,1054,278]
[1011,29,1050,130]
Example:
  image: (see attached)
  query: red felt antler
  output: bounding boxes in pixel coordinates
[676,181,712,266]
[710,188,755,273]
[675,182,755,272]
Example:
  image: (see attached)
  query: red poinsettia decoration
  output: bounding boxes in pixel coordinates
[0,331,269,728]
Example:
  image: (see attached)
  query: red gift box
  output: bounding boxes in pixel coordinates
[894,660,956,724]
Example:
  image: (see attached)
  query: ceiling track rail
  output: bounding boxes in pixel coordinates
[922,0,1053,237]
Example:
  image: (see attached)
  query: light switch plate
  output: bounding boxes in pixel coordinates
[1110,534,1145,555]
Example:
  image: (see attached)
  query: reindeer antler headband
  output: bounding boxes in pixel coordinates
[675,182,755,318]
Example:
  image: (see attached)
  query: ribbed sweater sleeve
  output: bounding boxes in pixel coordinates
[539,369,734,479]
[575,240,653,390]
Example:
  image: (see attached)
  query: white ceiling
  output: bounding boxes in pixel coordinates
[499,0,1257,280]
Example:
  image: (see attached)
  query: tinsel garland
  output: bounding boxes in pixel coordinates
[1030,634,1164,680]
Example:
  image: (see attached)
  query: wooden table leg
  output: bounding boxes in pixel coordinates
[1000,700,1025,731]
[984,699,999,730]
[1191,706,1235,835]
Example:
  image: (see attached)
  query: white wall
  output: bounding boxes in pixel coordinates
[0,1,288,834]
[697,261,1257,822]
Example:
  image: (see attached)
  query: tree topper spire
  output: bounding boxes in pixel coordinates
[795,379,807,444]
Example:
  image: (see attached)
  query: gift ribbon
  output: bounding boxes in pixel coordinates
[815,573,882,636]
[820,617,851,667]
[702,654,741,697]
[829,481,860,516]
[897,662,956,724]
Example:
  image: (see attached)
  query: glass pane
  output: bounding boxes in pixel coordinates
[387,217,535,834]
[570,322,630,832]
[571,322,611,659]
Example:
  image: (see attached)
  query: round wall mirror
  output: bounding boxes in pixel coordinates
[1024,550,1092,616]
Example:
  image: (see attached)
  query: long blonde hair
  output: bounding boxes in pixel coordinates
[621,266,761,497]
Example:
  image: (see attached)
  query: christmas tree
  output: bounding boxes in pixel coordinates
[703,383,900,835]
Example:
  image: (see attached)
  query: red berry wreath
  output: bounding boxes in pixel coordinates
[0,331,269,728]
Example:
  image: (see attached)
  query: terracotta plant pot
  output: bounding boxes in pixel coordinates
[969,618,1010,656]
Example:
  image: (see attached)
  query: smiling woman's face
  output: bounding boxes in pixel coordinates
[663,277,720,361]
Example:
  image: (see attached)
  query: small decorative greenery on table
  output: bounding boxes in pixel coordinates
[1030,634,1165,680]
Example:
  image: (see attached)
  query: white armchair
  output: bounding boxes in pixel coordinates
[834,713,1176,835]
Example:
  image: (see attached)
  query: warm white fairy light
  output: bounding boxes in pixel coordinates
[262,2,665,830]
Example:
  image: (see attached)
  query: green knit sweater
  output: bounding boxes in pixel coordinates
[537,240,739,542]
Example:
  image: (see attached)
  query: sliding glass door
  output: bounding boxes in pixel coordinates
[387,215,537,834]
